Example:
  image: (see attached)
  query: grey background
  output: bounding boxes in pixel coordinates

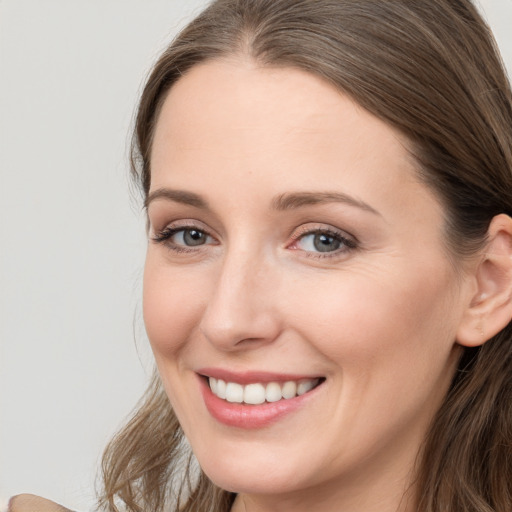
[1,1,511,510]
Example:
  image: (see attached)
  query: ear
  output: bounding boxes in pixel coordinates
[457,214,512,347]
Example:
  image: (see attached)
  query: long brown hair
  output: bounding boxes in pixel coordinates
[99,1,512,510]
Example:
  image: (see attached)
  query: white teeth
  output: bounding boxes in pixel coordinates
[281,380,297,399]
[244,383,266,404]
[208,377,320,404]
[216,378,226,399]
[297,379,317,396]
[265,382,282,402]
[225,382,244,403]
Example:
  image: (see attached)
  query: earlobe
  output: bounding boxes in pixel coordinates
[457,214,512,347]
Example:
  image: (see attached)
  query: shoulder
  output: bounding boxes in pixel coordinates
[8,494,73,512]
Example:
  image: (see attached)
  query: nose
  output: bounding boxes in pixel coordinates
[199,248,282,351]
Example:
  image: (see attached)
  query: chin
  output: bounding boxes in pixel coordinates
[206,470,300,496]
[198,449,306,495]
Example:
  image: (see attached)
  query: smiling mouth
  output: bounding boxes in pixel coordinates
[207,377,325,405]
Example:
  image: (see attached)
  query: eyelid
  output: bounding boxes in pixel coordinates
[287,223,358,256]
[151,220,219,251]
[150,219,357,258]
[150,218,213,238]
[289,223,357,242]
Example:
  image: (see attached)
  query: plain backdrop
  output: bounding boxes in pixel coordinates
[0,1,511,510]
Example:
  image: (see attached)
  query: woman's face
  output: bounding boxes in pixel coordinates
[144,60,473,508]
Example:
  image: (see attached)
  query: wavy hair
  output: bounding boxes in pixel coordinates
[99,1,512,510]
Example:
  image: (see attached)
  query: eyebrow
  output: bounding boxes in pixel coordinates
[272,191,380,215]
[145,188,380,216]
[144,188,209,210]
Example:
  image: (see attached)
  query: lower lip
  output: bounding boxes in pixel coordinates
[199,377,322,429]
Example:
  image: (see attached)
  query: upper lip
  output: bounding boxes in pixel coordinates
[197,368,324,385]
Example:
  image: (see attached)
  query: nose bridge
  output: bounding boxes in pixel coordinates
[200,241,280,350]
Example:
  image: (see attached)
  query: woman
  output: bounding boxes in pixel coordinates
[10,0,512,511]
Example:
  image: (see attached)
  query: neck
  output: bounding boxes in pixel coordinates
[230,470,418,512]
[229,437,422,512]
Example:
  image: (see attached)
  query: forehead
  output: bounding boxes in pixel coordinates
[156,60,402,145]
[150,59,442,227]
[153,61,413,171]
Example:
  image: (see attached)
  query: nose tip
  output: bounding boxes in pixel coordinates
[200,307,280,351]
[199,259,281,351]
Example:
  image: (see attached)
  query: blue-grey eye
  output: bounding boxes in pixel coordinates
[152,225,216,249]
[178,229,208,246]
[312,233,342,252]
[296,232,344,253]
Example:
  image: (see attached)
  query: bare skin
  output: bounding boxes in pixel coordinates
[13,60,512,512]
[8,494,71,512]
[145,58,512,512]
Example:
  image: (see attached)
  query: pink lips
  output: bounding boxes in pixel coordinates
[197,368,324,429]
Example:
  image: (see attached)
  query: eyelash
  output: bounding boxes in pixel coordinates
[151,225,215,253]
[151,224,358,258]
[287,227,357,258]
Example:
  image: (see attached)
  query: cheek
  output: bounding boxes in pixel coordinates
[142,254,207,359]
[282,265,461,453]
[286,262,459,384]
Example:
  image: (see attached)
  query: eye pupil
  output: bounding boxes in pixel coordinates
[314,233,341,252]
[184,229,206,246]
